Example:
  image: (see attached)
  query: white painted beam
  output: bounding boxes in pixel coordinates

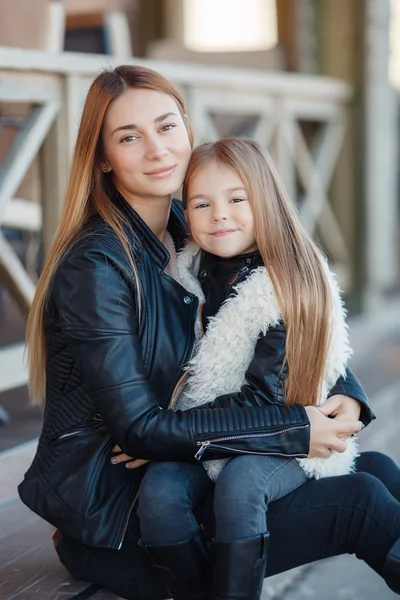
[0,199,42,232]
[0,102,59,214]
[0,343,28,394]
[364,0,399,306]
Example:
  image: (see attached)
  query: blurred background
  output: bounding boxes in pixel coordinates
[0,1,399,598]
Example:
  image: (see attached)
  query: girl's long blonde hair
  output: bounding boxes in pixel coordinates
[182,138,332,407]
[27,65,193,405]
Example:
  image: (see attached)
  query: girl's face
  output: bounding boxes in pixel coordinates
[185,160,258,257]
[102,88,192,203]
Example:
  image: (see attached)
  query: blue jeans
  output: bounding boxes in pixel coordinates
[56,452,400,599]
[138,455,308,544]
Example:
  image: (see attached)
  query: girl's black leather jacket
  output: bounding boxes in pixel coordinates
[18,195,372,549]
[197,250,374,423]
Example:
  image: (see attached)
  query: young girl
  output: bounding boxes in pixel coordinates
[137,138,369,600]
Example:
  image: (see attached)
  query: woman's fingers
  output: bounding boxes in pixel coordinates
[125,459,150,469]
[328,436,347,454]
[111,452,134,464]
[306,406,361,458]
[319,395,362,421]
[110,446,150,468]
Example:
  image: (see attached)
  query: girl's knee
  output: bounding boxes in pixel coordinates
[138,464,185,519]
[214,478,265,521]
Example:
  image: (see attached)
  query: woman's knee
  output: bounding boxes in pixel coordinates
[345,471,389,507]
[357,451,397,477]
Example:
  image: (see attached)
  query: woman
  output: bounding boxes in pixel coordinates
[18,65,398,599]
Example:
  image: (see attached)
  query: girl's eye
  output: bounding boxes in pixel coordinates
[160,123,177,132]
[194,203,210,210]
[230,197,246,203]
[120,135,139,144]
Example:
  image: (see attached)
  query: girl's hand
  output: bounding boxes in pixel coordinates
[305,406,363,458]
[318,394,362,422]
[111,444,150,469]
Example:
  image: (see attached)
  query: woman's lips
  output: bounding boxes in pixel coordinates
[145,165,176,178]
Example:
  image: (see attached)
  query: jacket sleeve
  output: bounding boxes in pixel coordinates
[206,324,290,411]
[327,367,375,426]
[52,244,310,462]
[206,326,375,426]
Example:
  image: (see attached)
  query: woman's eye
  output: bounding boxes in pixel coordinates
[160,123,177,132]
[120,135,138,144]
[230,197,245,203]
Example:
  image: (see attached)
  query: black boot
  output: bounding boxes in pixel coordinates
[144,530,209,600]
[210,533,269,600]
[383,538,400,594]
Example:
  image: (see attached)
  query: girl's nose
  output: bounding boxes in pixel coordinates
[212,211,227,222]
[211,205,228,221]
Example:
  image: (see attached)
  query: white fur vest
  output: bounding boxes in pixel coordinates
[173,241,358,481]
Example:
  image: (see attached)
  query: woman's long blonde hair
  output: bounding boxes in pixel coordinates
[182,138,332,407]
[27,65,193,405]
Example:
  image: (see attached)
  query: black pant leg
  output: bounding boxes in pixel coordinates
[266,470,400,579]
[55,516,168,600]
[356,450,400,501]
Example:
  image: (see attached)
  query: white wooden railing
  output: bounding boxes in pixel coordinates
[0,46,354,393]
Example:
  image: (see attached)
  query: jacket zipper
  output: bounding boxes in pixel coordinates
[169,369,192,409]
[56,416,104,441]
[57,431,82,440]
[226,263,249,294]
[169,301,202,409]
[119,296,199,549]
[117,488,140,549]
[194,424,309,460]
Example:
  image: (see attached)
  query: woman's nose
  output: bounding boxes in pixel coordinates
[146,135,168,159]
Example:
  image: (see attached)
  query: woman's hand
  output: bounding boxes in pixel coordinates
[305,406,363,459]
[318,394,362,421]
[111,445,150,469]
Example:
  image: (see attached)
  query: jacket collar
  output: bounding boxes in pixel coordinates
[110,187,188,270]
[199,249,263,282]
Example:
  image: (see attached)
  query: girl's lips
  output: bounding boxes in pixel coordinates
[145,165,176,178]
[211,229,236,237]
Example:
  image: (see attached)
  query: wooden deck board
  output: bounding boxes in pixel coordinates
[0,498,119,600]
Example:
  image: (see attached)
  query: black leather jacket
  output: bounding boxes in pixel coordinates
[198,250,374,422]
[18,195,370,549]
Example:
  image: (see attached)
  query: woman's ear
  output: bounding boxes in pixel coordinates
[183,113,194,148]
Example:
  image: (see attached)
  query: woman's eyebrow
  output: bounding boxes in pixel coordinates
[111,112,178,136]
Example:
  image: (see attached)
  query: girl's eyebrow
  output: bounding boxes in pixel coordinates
[111,112,178,136]
[188,194,210,203]
[188,187,247,203]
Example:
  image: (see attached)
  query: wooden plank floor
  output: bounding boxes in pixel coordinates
[0,497,120,600]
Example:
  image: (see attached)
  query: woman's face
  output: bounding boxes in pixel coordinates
[102,88,192,203]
